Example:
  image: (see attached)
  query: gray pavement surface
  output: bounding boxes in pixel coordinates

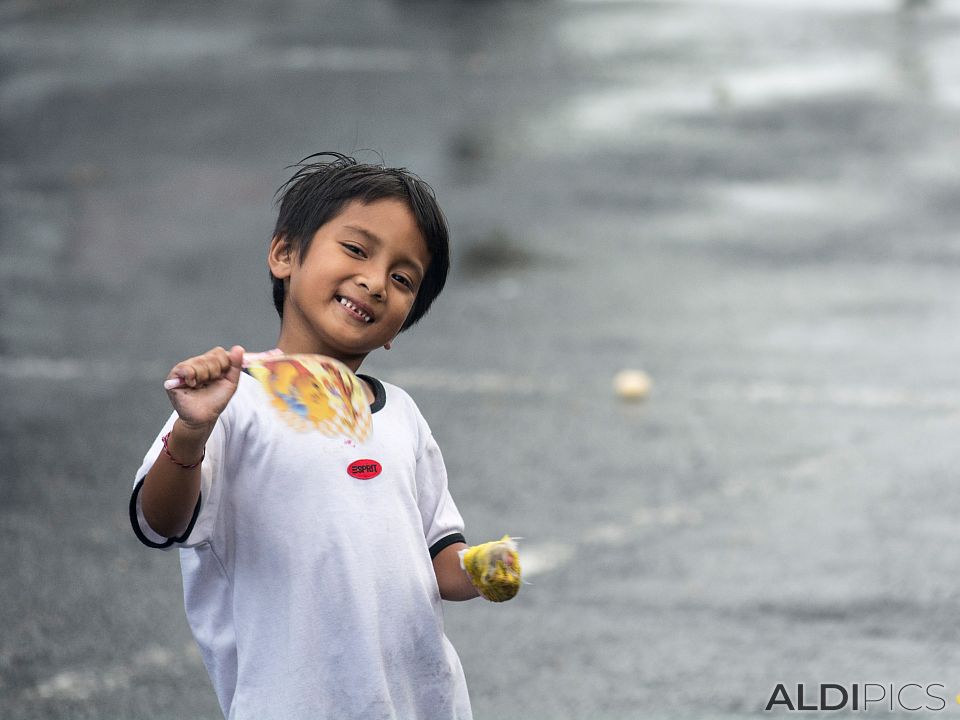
[4,0,960,717]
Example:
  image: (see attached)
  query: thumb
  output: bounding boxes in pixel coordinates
[226,345,245,383]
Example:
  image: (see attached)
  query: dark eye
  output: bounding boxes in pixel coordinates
[342,243,366,257]
[392,273,414,290]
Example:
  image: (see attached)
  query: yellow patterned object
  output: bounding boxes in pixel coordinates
[458,535,521,602]
[244,354,372,443]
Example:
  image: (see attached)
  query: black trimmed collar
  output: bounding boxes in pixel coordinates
[357,374,385,414]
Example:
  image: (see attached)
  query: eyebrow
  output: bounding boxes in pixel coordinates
[344,225,383,247]
[343,225,426,280]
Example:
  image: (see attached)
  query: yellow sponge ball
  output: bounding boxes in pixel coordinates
[459,535,522,602]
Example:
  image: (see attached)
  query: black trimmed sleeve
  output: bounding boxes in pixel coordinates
[129,476,202,549]
[429,533,466,560]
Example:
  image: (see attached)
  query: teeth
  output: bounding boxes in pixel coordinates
[338,297,372,322]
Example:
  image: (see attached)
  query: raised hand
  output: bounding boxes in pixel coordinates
[165,345,245,430]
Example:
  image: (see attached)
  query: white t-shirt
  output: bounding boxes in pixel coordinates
[130,372,472,720]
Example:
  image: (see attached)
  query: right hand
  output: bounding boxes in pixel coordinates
[459,535,521,602]
[165,345,245,431]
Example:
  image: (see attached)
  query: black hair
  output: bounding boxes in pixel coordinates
[270,152,450,331]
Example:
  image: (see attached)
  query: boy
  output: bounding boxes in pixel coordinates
[130,153,517,719]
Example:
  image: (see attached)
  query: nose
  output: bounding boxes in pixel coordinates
[356,273,386,301]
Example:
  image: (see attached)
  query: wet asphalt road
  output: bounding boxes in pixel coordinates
[4,0,960,718]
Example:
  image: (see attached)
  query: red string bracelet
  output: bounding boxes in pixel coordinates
[161,432,205,469]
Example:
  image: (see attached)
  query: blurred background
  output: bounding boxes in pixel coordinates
[4,0,960,717]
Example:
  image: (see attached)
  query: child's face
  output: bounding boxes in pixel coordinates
[269,198,431,368]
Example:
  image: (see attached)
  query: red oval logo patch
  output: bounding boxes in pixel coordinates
[347,459,382,480]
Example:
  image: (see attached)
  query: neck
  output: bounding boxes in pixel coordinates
[274,330,368,373]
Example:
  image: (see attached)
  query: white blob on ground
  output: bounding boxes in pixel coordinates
[29,644,194,701]
[613,369,652,400]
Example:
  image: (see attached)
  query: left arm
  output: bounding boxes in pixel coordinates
[432,543,480,601]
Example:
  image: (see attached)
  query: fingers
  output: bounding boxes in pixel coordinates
[167,346,236,389]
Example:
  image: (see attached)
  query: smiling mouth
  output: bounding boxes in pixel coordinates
[336,295,374,323]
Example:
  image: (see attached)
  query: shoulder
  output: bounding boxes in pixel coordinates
[358,373,416,413]
[365,376,433,443]
[382,379,429,420]
[380,378,417,408]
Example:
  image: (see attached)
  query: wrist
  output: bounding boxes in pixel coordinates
[173,416,216,439]
[169,419,213,462]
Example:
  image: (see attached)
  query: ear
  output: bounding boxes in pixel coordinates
[268,234,295,280]
[383,341,392,350]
